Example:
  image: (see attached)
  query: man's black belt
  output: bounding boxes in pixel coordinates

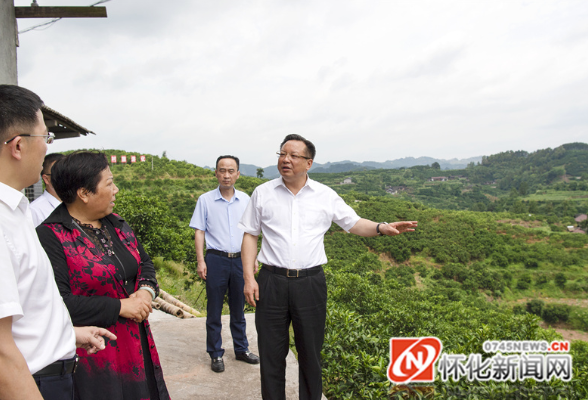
[33,355,78,377]
[207,249,241,258]
[263,264,322,278]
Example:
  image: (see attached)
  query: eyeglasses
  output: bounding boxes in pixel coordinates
[276,151,311,161]
[4,131,55,145]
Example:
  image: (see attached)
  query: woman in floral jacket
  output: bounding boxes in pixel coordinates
[37,151,170,400]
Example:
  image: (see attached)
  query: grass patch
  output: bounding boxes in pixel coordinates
[524,190,588,201]
[570,307,588,331]
[153,257,257,317]
[153,257,207,314]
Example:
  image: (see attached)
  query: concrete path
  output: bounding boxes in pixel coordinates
[149,310,327,400]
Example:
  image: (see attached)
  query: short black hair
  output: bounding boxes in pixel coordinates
[216,155,240,170]
[280,134,316,160]
[51,151,109,204]
[42,153,65,175]
[0,85,44,145]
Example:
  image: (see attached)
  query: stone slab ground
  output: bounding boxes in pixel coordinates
[149,310,327,400]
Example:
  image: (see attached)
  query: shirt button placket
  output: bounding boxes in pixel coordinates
[292,198,299,269]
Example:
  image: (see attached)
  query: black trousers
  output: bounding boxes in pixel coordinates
[205,252,249,358]
[34,372,74,400]
[255,266,327,400]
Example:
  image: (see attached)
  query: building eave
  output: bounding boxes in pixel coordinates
[42,105,95,139]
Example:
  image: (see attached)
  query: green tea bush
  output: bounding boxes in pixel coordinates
[385,265,416,287]
[516,274,532,290]
[524,259,540,269]
[541,304,570,323]
[526,300,544,316]
[555,272,567,289]
[535,274,549,286]
[513,304,526,315]
[571,308,588,331]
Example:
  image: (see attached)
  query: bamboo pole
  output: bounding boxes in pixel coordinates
[159,289,202,316]
[154,297,185,318]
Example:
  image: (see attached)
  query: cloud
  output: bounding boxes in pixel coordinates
[12,0,588,167]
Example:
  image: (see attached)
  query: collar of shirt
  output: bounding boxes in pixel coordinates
[42,190,61,208]
[213,186,243,203]
[0,181,29,214]
[275,175,318,196]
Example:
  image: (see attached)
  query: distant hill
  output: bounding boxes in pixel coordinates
[311,163,376,174]
[237,155,483,178]
[307,142,588,221]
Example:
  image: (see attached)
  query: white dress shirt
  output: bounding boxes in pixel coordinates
[238,176,360,269]
[30,190,61,227]
[0,182,76,374]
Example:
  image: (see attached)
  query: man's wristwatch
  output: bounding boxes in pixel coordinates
[376,222,388,236]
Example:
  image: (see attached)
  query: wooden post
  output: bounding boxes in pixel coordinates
[1,2,108,86]
[0,1,18,84]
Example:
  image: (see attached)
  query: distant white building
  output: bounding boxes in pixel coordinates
[386,186,406,195]
[341,177,353,184]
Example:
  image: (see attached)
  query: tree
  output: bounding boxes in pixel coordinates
[431,162,441,170]
[256,167,264,179]
[162,150,168,159]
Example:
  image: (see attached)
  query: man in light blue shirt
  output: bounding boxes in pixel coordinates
[189,155,259,373]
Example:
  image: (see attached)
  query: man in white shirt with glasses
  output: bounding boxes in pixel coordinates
[239,134,417,400]
[0,84,115,400]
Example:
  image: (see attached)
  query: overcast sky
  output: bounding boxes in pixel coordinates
[14,0,588,168]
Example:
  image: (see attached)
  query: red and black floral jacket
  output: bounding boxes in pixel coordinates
[37,203,170,400]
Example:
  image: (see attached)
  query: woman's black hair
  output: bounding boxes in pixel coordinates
[51,151,110,204]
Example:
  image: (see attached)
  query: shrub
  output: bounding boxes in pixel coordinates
[346,252,382,276]
[513,304,526,315]
[535,274,549,286]
[524,259,540,269]
[462,278,478,293]
[493,253,509,268]
[415,263,429,278]
[571,341,588,367]
[441,263,468,282]
[555,272,567,289]
[571,308,588,331]
[542,304,570,323]
[114,190,195,268]
[431,269,443,280]
[385,266,416,287]
[526,300,544,316]
[516,274,532,290]
[566,281,583,293]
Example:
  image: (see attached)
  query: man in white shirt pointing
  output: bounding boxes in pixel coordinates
[239,134,417,400]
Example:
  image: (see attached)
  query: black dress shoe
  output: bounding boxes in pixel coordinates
[211,357,225,373]
[235,351,260,364]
